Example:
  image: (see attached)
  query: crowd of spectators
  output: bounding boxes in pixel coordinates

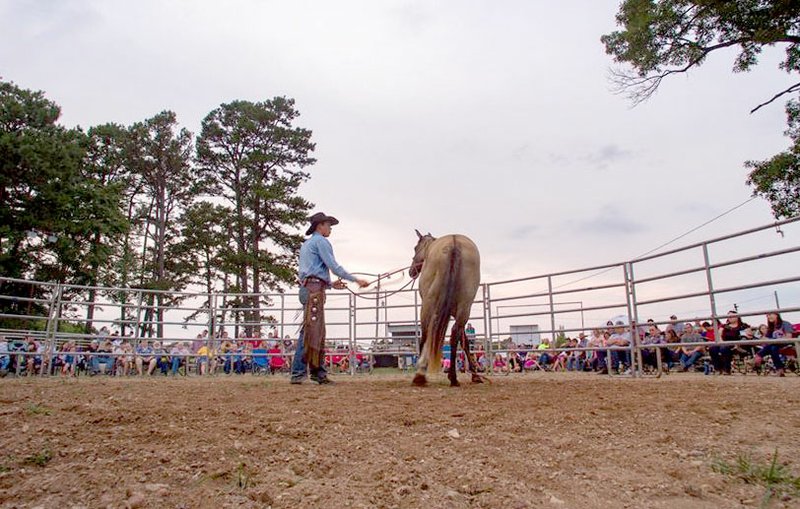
[441,311,797,377]
[2,312,796,378]
[0,326,372,378]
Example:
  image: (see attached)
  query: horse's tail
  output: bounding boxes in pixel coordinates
[427,238,461,374]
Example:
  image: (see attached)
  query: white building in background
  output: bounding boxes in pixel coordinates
[510,324,540,346]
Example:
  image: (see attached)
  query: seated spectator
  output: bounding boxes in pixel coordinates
[523,351,540,371]
[135,340,157,376]
[92,337,115,375]
[607,323,631,374]
[754,312,794,377]
[507,349,522,373]
[592,331,612,374]
[6,337,26,373]
[330,346,347,373]
[245,330,264,349]
[0,336,10,374]
[492,353,508,374]
[710,311,749,375]
[154,341,171,374]
[219,337,236,374]
[553,341,570,371]
[733,326,759,361]
[474,343,487,372]
[170,341,190,375]
[268,343,285,374]
[236,343,253,374]
[196,342,217,375]
[663,328,681,370]
[356,352,372,371]
[700,321,715,341]
[679,323,705,371]
[113,340,131,376]
[641,325,665,369]
[585,329,604,372]
[442,357,451,371]
[574,333,589,371]
[537,339,552,370]
[25,336,45,376]
[60,340,77,377]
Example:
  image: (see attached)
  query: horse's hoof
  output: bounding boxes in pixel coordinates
[412,374,427,386]
[471,375,484,384]
[450,379,460,387]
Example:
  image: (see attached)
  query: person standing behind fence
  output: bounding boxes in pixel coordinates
[290,212,369,385]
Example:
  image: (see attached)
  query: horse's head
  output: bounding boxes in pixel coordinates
[409,229,435,279]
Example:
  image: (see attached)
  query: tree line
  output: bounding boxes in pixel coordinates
[0,79,316,337]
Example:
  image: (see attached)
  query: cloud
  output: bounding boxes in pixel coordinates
[509,223,539,239]
[575,205,645,235]
[548,143,634,171]
[582,144,632,170]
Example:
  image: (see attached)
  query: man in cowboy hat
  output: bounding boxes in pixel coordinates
[291,212,369,385]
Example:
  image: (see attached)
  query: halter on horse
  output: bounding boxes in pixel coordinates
[408,229,483,386]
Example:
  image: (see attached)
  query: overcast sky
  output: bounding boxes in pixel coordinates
[2,0,798,328]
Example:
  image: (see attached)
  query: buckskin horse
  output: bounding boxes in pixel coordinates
[408,230,482,386]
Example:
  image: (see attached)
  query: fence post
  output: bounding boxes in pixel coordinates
[133,290,144,344]
[701,243,719,328]
[349,292,357,376]
[42,283,62,376]
[547,275,556,345]
[625,262,642,377]
[482,283,492,365]
[280,294,286,342]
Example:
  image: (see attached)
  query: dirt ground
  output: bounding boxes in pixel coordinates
[1,372,799,509]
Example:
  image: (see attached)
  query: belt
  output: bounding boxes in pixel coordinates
[301,276,330,288]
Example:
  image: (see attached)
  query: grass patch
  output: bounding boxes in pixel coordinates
[236,462,254,490]
[712,449,800,507]
[23,448,52,467]
[25,403,51,416]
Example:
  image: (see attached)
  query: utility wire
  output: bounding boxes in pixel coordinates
[553,196,759,290]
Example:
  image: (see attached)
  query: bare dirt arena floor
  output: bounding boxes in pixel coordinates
[1,372,800,509]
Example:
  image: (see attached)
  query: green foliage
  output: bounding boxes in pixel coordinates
[196,98,316,330]
[236,462,254,490]
[23,448,52,467]
[0,79,133,331]
[747,99,800,218]
[0,80,86,280]
[712,449,800,506]
[1,77,321,335]
[25,403,52,416]
[602,1,800,99]
[602,1,800,218]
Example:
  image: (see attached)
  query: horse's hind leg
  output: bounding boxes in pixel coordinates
[461,325,484,383]
[448,323,460,387]
[413,309,431,386]
[413,344,428,386]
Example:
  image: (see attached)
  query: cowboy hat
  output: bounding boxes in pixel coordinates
[305,212,339,235]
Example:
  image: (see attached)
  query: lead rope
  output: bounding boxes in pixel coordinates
[346,266,417,300]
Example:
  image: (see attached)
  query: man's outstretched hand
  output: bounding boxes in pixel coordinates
[333,279,369,289]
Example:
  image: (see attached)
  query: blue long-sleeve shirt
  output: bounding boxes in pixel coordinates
[298,232,355,284]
